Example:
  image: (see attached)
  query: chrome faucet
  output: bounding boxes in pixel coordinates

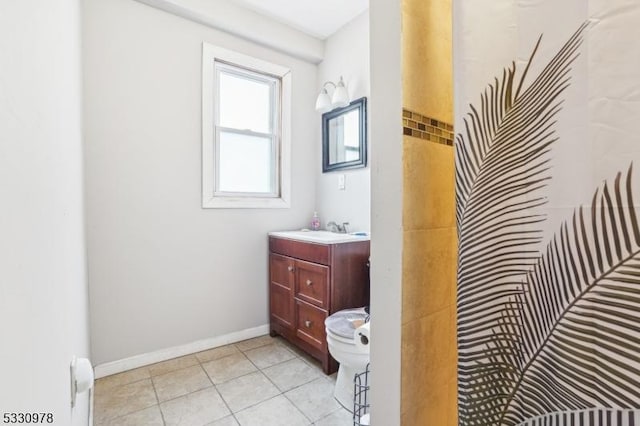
[326,221,350,233]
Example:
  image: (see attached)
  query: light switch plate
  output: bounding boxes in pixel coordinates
[338,174,346,190]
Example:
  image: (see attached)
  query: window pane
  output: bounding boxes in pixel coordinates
[218,131,274,194]
[219,70,272,133]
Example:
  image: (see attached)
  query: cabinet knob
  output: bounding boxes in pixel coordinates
[304,320,312,328]
[287,266,294,272]
[306,279,313,286]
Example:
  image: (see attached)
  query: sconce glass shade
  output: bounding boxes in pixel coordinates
[315,89,332,112]
[315,76,350,112]
[331,77,349,108]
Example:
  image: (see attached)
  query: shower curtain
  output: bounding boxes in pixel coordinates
[454,0,640,424]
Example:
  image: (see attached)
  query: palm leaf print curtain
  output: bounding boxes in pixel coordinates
[455,14,640,426]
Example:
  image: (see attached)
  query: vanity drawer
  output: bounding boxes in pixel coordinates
[269,237,329,265]
[295,299,327,351]
[295,260,329,309]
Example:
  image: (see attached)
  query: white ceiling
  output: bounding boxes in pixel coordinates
[230,0,369,40]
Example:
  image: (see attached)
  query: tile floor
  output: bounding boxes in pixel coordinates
[94,335,354,426]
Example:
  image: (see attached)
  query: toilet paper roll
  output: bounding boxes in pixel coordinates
[355,322,370,353]
[359,413,371,426]
[74,357,94,394]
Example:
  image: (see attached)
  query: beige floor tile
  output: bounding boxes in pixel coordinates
[284,378,339,422]
[244,344,295,369]
[160,387,230,426]
[234,395,309,426]
[95,367,150,394]
[148,355,200,376]
[314,408,354,426]
[262,358,323,392]
[277,338,310,357]
[300,356,328,377]
[206,415,239,425]
[282,343,325,371]
[201,353,257,384]
[216,371,279,412]
[234,335,281,352]
[94,379,157,424]
[102,406,164,426]
[195,344,240,363]
[152,365,212,402]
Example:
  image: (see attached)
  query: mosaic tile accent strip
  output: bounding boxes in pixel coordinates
[403,108,454,146]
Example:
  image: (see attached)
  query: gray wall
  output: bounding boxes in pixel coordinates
[0,0,90,423]
[83,0,318,364]
[316,11,371,233]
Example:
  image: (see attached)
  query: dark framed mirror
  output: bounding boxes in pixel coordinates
[322,97,367,173]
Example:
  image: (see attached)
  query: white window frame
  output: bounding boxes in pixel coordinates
[202,43,291,208]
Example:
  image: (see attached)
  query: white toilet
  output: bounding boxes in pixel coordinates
[325,307,370,411]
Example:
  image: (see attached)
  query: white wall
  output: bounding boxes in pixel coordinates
[134,0,324,63]
[0,1,90,424]
[369,0,403,424]
[316,12,371,232]
[83,0,318,365]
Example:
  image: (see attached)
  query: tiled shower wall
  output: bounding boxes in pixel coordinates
[403,109,454,146]
[402,137,457,425]
[400,0,457,424]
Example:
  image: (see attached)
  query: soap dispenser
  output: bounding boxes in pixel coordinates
[311,211,321,231]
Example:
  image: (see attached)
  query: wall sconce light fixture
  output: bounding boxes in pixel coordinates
[315,76,350,112]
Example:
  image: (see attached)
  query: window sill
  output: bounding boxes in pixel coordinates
[202,196,290,209]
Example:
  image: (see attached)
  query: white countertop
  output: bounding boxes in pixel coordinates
[269,230,370,244]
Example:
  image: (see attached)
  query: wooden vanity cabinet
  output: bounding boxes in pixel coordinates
[268,236,370,374]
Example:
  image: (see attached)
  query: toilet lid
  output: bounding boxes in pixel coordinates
[324,307,368,339]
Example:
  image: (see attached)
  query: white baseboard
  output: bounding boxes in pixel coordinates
[93,324,270,379]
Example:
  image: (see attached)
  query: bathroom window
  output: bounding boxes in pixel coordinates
[202,43,291,208]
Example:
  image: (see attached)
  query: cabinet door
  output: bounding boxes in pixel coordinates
[295,259,329,309]
[269,253,294,329]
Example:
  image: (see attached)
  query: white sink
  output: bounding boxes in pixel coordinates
[269,230,370,244]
